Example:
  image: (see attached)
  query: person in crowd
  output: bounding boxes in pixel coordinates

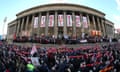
[0,41,120,72]
[26,61,35,72]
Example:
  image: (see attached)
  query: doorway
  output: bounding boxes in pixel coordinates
[58,27,63,38]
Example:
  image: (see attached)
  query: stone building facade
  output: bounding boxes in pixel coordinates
[7,3,114,40]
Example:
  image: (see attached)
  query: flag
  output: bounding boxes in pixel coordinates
[30,44,37,55]
[31,57,40,66]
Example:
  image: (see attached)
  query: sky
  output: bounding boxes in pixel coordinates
[0,0,120,35]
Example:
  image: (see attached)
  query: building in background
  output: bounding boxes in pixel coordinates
[115,28,120,39]
[105,19,114,38]
[7,3,114,40]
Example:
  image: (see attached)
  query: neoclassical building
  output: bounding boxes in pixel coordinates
[7,3,114,40]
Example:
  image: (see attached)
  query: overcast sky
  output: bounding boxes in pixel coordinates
[0,0,120,35]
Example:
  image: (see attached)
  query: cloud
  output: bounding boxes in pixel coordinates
[115,0,120,10]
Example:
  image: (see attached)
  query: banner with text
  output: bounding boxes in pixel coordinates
[75,16,81,27]
[48,15,54,27]
[34,17,38,28]
[40,16,46,27]
[67,15,72,27]
[58,15,64,27]
[82,16,88,28]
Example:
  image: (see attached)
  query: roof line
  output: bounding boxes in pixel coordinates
[16,3,105,16]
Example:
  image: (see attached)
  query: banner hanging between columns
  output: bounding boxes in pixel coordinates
[48,15,54,27]
[33,17,38,28]
[75,15,81,27]
[82,16,88,28]
[40,16,46,27]
[67,15,72,27]
[58,15,64,27]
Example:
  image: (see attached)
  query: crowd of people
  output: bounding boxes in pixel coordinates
[13,34,118,44]
[0,41,120,72]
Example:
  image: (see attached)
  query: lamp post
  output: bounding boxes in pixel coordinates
[2,17,7,41]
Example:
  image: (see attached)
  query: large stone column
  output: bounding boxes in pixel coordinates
[15,23,17,34]
[104,21,107,36]
[14,25,17,35]
[54,11,58,38]
[102,19,106,36]
[101,19,106,36]
[104,22,107,36]
[16,19,20,36]
[63,11,67,35]
[72,12,76,36]
[80,13,84,35]
[38,13,41,37]
[75,13,82,38]
[45,12,49,36]
[86,14,91,35]
[97,17,101,31]
[20,18,25,36]
[31,14,35,36]
[111,27,114,37]
[25,16,29,36]
[92,15,96,30]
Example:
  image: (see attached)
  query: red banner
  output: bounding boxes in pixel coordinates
[82,16,88,28]
[48,15,54,27]
[75,16,81,27]
[40,16,46,27]
[58,15,64,26]
[34,17,38,28]
[67,15,72,27]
